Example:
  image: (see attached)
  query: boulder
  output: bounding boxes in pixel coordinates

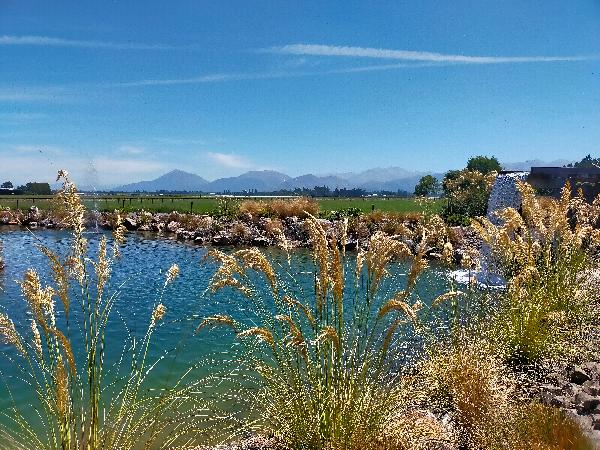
[565,408,593,429]
[344,239,358,251]
[582,362,600,377]
[28,205,40,220]
[583,381,600,396]
[571,366,591,384]
[575,392,600,414]
[592,415,600,431]
[212,231,234,246]
[123,217,138,230]
[540,384,564,395]
[252,236,270,246]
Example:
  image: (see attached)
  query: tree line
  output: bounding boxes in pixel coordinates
[0,181,52,195]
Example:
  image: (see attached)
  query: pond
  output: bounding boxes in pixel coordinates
[0,228,458,439]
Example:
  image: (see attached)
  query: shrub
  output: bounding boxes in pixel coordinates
[213,198,239,218]
[444,213,471,226]
[238,199,270,218]
[442,169,497,219]
[231,221,251,241]
[512,402,593,450]
[269,197,319,219]
[237,197,319,220]
[422,340,515,448]
[357,211,422,238]
[262,217,284,235]
[421,338,594,450]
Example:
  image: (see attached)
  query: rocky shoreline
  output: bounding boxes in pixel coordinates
[534,361,600,444]
[0,206,481,263]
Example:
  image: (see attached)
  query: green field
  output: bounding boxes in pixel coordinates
[0,195,443,215]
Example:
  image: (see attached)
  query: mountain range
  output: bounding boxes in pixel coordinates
[112,159,575,194]
[114,167,444,193]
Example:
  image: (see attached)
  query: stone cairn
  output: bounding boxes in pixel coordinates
[485,171,530,225]
[475,171,529,286]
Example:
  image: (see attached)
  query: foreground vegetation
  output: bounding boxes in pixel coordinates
[0,170,599,449]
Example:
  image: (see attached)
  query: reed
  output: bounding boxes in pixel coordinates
[473,181,600,364]
[0,171,209,449]
[202,213,456,449]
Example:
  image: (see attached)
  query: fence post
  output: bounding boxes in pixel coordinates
[190,201,193,214]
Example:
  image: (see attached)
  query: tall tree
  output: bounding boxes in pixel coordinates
[467,155,502,174]
[17,182,52,195]
[414,175,440,197]
[567,154,600,168]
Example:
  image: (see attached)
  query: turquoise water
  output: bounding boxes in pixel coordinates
[0,228,455,440]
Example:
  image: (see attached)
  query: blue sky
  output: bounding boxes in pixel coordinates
[1,0,599,186]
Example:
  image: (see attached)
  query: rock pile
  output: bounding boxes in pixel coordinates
[535,361,600,443]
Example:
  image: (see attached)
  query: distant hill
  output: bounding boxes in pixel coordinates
[281,174,350,190]
[357,174,445,193]
[115,169,209,192]
[347,167,417,184]
[205,170,291,192]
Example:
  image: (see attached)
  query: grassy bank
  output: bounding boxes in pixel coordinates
[0,195,443,215]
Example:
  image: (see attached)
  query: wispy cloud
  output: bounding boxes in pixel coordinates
[268,44,596,64]
[0,86,68,102]
[0,112,46,123]
[117,72,282,87]
[0,35,175,50]
[205,152,255,169]
[118,145,146,155]
[114,42,595,87]
[114,65,427,87]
